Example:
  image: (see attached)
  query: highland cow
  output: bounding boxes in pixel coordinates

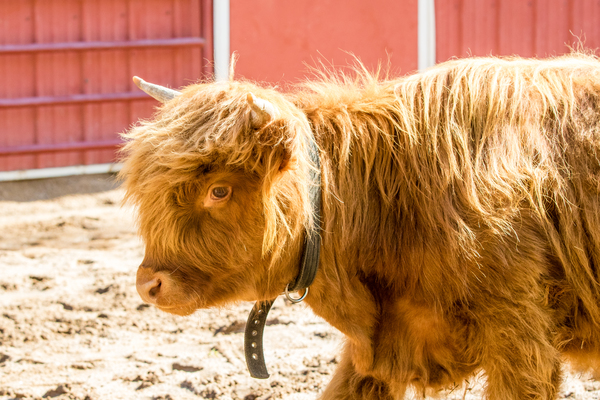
[121,54,600,400]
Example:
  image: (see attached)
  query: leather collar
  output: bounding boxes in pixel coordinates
[244,131,322,379]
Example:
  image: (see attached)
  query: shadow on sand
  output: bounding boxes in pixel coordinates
[0,173,121,202]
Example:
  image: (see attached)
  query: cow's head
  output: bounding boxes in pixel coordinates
[121,78,317,315]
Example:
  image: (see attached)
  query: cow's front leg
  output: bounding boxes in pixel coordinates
[475,296,562,400]
[320,346,405,400]
[307,271,378,375]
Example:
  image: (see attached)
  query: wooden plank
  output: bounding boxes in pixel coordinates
[34,0,83,168]
[0,140,121,156]
[436,0,463,62]
[201,0,213,77]
[536,0,572,56]
[469,0,498,57]
[0,37,206,54]
[572,0,600,50]
[83,0,128,165]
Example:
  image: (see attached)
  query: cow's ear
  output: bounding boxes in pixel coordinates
[277,146,292,172]
[259,135,292,174]
[247,93,279,129]
[246,93,292,172]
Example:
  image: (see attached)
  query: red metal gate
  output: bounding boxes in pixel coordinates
[0,0,212,172]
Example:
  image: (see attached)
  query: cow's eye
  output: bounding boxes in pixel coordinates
[211,186,230,199]
[203,184,233,207]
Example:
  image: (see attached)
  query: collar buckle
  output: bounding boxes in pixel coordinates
[284,284,309,303]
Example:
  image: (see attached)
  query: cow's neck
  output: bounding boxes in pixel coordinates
[244,125,323,379]
[299,96,401,371]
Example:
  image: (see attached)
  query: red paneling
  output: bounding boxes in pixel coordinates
[35,0,83,169]
[535,0,572,56]
[81,0,130,165]
[0,0,212,172]
[437,0,600,62]
[572,0,600,50]
[230,0,419,83]
[435,0,462,61]
[5,0,599,174]
[461,0,499,57]
[0,1,36,171]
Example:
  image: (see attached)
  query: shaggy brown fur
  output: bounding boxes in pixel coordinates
[121,53,600,399]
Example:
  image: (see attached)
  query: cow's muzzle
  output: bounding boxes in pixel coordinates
[136,267,171,305]
[135,266,197,315]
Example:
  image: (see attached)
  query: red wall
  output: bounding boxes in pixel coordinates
[436,0,600,62]
[231,0,600,85]
[230,0,419,83]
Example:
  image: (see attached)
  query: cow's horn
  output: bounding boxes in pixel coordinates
[247,93,279,128]
[133,76,181,103]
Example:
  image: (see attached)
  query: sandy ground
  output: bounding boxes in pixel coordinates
[0,174,599,400]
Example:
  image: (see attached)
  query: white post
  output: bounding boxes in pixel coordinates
[213,0,230,81]
[418,0,436,70]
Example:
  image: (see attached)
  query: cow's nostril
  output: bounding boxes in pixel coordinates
[149,279,161,298]
[136,267,166,304]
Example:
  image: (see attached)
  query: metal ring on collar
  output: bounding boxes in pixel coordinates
[284,284,309,303]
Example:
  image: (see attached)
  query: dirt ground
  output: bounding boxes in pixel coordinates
[0,174,599,400]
